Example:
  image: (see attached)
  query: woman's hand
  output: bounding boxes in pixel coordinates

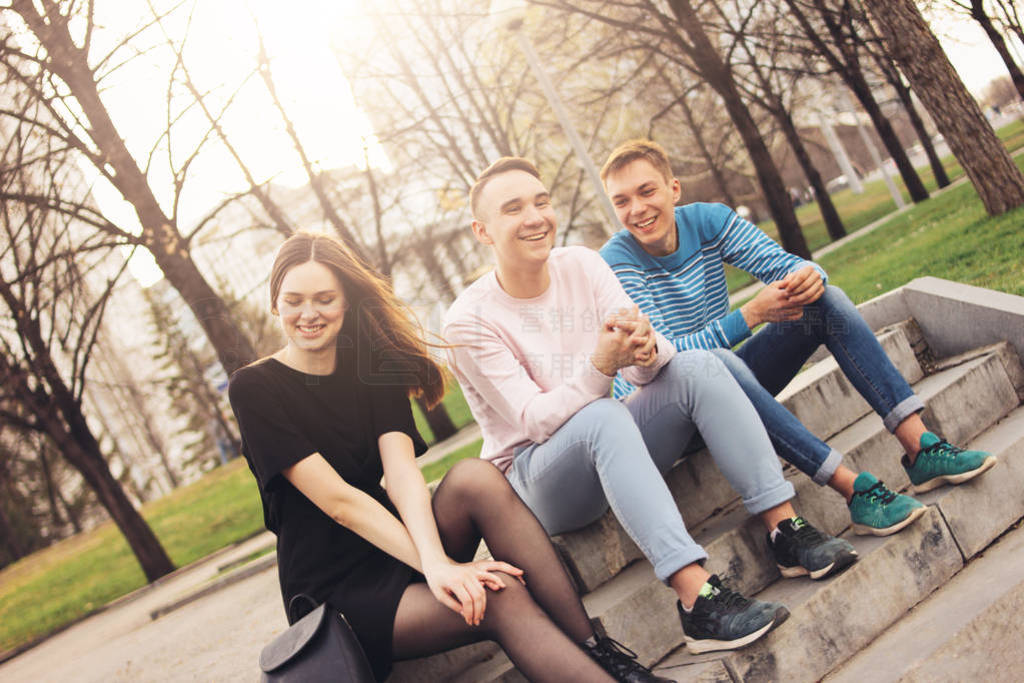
[423,559,525,626]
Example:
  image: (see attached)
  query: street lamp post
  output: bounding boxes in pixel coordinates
[490,1,619,236]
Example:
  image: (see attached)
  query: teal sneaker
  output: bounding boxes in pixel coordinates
[902,432,997,493]
[849,472,926,536]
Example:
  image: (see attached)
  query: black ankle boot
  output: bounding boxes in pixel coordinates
[583,637,673,683]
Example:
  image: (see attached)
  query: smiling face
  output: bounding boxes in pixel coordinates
[472,168,557,272]
[604,158,681,257]
[273,260,348,358]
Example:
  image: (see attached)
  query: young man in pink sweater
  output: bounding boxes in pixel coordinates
[443,158,856,661]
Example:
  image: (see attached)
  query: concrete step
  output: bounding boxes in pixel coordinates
[432,352,1024,682]
[789,346,1022,542]
[824,519,1024,682]
[653,506,963,681]
[392,340,1021,682]
[554,346,1020,596]
[652,405,1024,682]
[776,321,924,442]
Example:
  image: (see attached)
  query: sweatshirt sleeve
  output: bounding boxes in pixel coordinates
[586,248,676,385]
[444,315,614,445]
[714,205,827,286]
[608,257,751,352]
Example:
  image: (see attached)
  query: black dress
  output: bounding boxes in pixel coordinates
[228,334,427,682]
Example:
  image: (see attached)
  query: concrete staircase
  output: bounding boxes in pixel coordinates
[389,278,1024,682]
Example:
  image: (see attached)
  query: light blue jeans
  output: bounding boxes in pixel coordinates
[712,286,924,485]
[506,350,795,584]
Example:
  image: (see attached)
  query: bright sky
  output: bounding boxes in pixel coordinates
[13,2,1018,285]
[931,8,1024,98]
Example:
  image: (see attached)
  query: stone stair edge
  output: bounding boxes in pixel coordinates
[395,326,1024,681]
[655,415,1024,682]
[552,346,1019,597]
[822,519,1024,683]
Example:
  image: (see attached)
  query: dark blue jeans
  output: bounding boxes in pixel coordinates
[711,286,923,485]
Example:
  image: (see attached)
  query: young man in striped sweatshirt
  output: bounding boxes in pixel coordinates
[444,158,858,667]
[598,138,996,545]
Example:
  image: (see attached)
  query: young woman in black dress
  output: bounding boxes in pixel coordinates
[229,232,666,682]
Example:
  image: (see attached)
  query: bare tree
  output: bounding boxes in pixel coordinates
[1,1,257,376]
[781,0,930,202]
[0,126,174,580]
[943,0,1024,101]
[865,43,952,188]
[340,0,615,245]
[537,0,813,258]
[862,0,1024,214]
[728,0,847,240]
[984,74,1021,110]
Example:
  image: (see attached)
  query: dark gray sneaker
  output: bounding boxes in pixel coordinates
[769,516,859,580]
[677,575,789,654]
[584,637,672,682]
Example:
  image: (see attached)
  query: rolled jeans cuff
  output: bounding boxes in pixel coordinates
[742,479,796,516]
[883,395,925,433]
[654,545,709,585]
[812,448,844,486]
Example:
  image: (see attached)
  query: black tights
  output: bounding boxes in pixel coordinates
[391,459,613,682]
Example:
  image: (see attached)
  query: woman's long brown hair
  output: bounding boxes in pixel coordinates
[270,231,447,407]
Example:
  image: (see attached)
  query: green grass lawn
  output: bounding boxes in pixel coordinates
[820,170,1024,302]
[725,118,1024,293]
[0,458,264,654]
[411,381,474,444]
[420,438,484,484]
[3,119,1024,657]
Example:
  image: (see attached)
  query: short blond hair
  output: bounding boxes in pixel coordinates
[601,139,673,184]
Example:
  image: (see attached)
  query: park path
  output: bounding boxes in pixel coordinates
[0,532,281,681]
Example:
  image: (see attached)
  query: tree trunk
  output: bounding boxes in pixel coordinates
[786,0,928,201]
[666,0,811,258]
[774,101,846,241]
[12,1,257,376]
[889,71,951,188]
[971,0,1024,101]
[0,502,26,562]
[416,396,457,443]
[843,70,929,202]
[862,0,1024,214]
[865,14,952,189]
[50,417,175,581]
[414,240,458,305]
[39,448,68,533]
[47,355,175,580]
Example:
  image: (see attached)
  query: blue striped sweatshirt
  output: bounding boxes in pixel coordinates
[599,202,826,398]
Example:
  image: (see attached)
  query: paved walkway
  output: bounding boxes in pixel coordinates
[0,532,281,682]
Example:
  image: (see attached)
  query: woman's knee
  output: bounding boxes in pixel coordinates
[480,572,539,623]
[438,458,513,506]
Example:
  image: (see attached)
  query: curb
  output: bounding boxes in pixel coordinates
[149,551,278,621]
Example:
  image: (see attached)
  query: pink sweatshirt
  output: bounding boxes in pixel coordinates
[443,246,675,472]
